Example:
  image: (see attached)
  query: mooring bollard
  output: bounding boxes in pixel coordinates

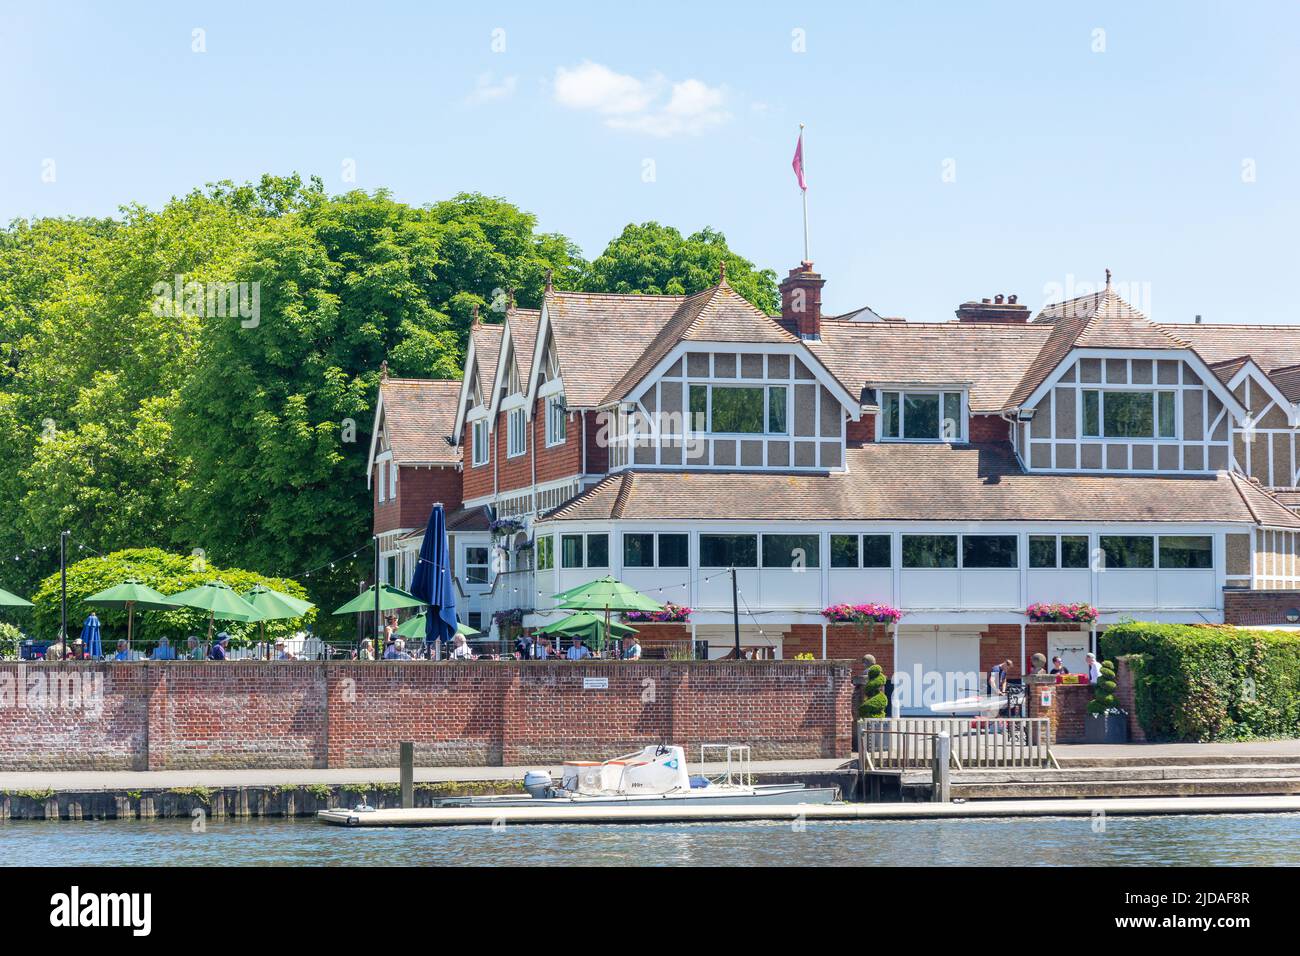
[932,731,951,803]
[400,741,414,809]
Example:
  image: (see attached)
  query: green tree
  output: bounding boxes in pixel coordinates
[582,222,779,314]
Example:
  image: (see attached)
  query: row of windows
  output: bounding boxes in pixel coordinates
[471,395,568,468]
[531,532,1215,572]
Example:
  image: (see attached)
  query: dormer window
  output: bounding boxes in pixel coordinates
[1082,390,1177,439]
[688,384,788,435]
[472,419,489,466]
[880,390,964,442]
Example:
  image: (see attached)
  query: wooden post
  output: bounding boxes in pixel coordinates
[932,731,951,803]
[399,741,414,809]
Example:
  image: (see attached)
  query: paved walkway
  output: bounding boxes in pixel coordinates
[0,758,853,793]
[1052,740,1300,759]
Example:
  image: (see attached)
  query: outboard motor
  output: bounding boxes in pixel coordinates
[522,770,553,799]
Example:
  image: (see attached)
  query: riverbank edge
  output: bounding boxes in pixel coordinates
[0,770,861,821]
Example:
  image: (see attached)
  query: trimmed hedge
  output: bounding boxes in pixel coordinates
[1100,622,1300,741]
[30,548,314,648]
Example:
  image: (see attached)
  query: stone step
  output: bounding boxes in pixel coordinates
[1054,754,1300,768]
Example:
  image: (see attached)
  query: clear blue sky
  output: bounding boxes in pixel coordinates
[3,1,1298,325]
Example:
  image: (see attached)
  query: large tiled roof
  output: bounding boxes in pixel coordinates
[1004,289,1188,410]
[807,320,1051,412]
[1162,324,1300,373]
[545,283,797,407]
[1268,364,1300,403]
[378,378,461,465]
[544,443,1300,528]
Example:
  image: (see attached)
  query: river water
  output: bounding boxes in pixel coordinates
[5,813,1300,866]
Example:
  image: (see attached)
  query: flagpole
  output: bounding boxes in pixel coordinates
[800,123,810,263]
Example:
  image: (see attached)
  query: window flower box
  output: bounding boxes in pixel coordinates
[1027,602,1098,624]
[821,603,902,625]
[624,603,691,624]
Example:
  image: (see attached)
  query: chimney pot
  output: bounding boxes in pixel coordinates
[956,294,1031,324]
[994,294,1005,304]
[1008,294,1018,304]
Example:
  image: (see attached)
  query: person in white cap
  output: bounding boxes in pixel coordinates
[1085,652,1102,683]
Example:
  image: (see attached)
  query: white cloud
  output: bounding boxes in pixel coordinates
[465,72,517,106]
[554,62,730,137]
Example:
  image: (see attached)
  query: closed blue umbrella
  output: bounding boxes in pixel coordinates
[408,503,458,655]
[80,612,102,659]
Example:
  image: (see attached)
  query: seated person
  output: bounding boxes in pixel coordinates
[622,635,642,660]
[273,638,298,661]
[384,638,412,660]
[566,637,592,661]
[113,639,131,661]
[447,634,475,660]
[152,637,177,661]
[208,633,231,660]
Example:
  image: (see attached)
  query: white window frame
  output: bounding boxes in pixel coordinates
[686,383,790,437]
[472,419,489,467]
[376,458,388,502]
[388,460,398,500]
[878,390,966,443]
[463,545,490,586]
[1081,388,1179,441]
[507,407,527,458]
[545,394,567,447]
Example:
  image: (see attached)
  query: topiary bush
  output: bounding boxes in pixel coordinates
[859,663,888,718]
[29,548,314,647]
[1100,622,1300,741]
[1087,659,1119,715]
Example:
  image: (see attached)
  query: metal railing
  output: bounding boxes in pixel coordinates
[858,717,1054,771]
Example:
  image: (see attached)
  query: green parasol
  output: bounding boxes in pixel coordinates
[84,578,176,651]
[395,613,479,639]
[552,576,661,651]
[244,585,315,656]
[166,580,263,641]
[0,587,33,608]
[535,611,637,644]
[332,584,426,616]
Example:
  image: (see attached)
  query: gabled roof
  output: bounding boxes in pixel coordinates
[469,321,504,402]
[1269,364,1300,403]
[604,281,798,404]
[367,377,461,481]
[1004,287,1192,410]
[483,306,541,423]
[540,282,799,408]
[543,443,1300,529]
[807,320,1052,413]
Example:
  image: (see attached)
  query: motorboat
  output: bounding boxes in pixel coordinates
[927,694,1007,718]
[323,745,838,822]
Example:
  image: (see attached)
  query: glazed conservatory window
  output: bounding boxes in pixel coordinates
[1029,535,1091,569]
[831,534,891,568]
[881,391,963,441]
[901,534,958,569]
[962,535,1018,569]
[699,534,758,568]
[1082,390,1176,439]
[1159,535,1213,569]
[761,534,821,569]
[1100,535,1155,569]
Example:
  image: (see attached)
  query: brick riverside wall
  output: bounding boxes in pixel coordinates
[0,660,854,771]
[1223,588,1300,625]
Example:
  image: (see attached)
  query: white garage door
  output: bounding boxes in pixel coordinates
[895,628,982,713]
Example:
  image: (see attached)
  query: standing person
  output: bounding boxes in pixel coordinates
[1085,652,1102,683]
[622,635,642,660]
[1049,656,1069,675]
[152,637,176,661]
[988,659,1012,695]
[383,614,399,646]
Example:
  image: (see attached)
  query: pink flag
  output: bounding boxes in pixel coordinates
[792,130,807,190]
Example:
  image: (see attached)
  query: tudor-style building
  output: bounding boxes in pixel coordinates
[370,263,1300,702]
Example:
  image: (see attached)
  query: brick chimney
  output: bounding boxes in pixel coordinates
[955,293,1029,323]
[779,262,826,340]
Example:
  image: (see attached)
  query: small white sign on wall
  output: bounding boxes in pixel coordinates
[583,677,609,690]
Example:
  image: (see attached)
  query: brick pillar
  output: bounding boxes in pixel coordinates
[500,668,522,766]
[143,664,168,771]
[1114,657,1147,743]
